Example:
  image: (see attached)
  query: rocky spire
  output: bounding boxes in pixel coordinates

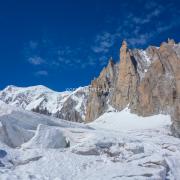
[111,40,138,110]
[121,40,127,49]
[107,57,114,67]
[168,38,175,45]
[120,40,128,61]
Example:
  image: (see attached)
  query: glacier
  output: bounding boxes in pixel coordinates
[0,101,180,179]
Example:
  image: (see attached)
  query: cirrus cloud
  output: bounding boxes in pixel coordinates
[35,70,48,76]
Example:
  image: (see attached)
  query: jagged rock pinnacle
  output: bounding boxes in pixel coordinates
[121,40,127,49]
[108,57,114,66]
[168,38,175,45]
[120,40,128,61]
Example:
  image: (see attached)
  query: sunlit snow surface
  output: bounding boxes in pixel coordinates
[90,107,171,131]
[0,102,180,180]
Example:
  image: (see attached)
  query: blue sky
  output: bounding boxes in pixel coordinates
[0,0,180,91]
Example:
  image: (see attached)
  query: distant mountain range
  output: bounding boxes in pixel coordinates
[0,85,88,122]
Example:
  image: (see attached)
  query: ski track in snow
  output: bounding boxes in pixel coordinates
[0,102,180,180]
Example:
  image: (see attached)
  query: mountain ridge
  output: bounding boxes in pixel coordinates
[0,38,180,136]
[0,85,88,122]
[86,38,180,137]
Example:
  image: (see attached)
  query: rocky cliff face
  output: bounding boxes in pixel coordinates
[131,40,179,116]
[111,40,138,110]
[85,39,180,136]
[85,58,116,122]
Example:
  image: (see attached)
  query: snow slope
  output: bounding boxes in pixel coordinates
[0,101,16,116]
[0,104,180,180]
[90,107,171,131]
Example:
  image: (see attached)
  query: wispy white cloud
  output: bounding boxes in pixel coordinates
[25,39,88,69]
[127,34,153,46]
[56,46,97,69]
[92,1,179,50]
[144,1,158,10]
[24,1,180,72]
[99,55,108,66]
[35,70,48,76]
[92,32,115,53]
[29,40,38,49]
[28,56,45,65]
[80,56,96,68]
[156,19,180,33]
[87,56,96,66]
[132,8,162,25]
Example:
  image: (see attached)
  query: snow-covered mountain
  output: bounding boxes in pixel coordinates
[0,101,180,179]
[0,85,88,122]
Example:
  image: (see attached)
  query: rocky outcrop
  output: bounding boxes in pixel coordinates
[111,40,138,110]
[130,40,180,137]
[56,88,88,122]
[85,39,180,136]
[132,40,179,116]
[85,58,116,122]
